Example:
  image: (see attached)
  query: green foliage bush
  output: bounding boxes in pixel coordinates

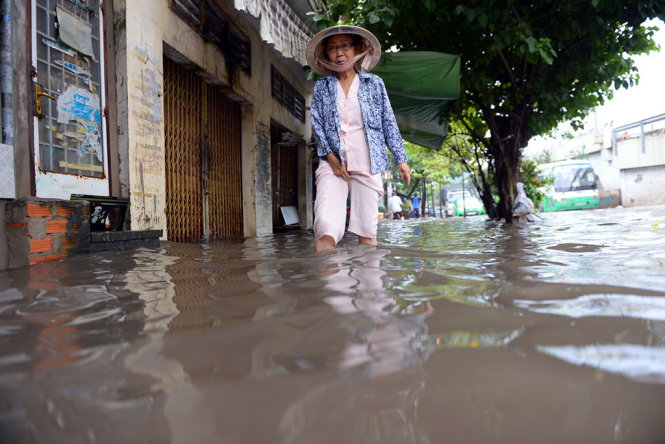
[520,158,553,212]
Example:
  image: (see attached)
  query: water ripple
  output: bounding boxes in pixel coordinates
[538,344,665,385]
[514,294,665,321]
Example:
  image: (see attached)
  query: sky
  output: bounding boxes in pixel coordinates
[526,18,665,155]
[594,18,665,127]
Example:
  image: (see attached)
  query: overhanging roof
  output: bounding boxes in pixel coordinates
[372,51,461,150]
[235,0,312,66]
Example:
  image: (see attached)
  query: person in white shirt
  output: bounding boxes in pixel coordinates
[389,194,403,220]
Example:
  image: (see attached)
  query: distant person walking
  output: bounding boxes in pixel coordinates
[411,193,421,218]
[389,194,403,220]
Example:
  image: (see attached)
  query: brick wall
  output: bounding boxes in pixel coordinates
[6,198,91,268]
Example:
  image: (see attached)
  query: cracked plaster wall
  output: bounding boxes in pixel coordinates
[117,0,311,237]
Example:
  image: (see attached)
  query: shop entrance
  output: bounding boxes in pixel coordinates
[163,57,243,242]
[271,124,299,230]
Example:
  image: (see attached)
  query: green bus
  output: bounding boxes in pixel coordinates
[538,160,600,212]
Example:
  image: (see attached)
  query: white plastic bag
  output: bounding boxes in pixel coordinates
[512,182,539,221]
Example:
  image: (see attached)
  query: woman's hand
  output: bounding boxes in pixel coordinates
[327,153,350,181]
[397,162,411,184]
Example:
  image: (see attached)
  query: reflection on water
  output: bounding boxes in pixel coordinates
[538,344,665,385]
[417,328,523,350]
[0,205,664,442]
[514,293,665,321]
[318,248,433,379]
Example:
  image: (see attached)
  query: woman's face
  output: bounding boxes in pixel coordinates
[325,34,357,66]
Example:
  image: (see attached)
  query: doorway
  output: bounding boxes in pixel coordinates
[271,124,299,230]
[163,57,243,242]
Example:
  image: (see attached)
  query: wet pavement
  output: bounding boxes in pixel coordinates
[1,205,665,443]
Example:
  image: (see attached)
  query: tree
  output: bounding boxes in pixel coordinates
[440,122,499,217]
[393,142,460,215]
[311,1,665,221]
[391,143,458,193]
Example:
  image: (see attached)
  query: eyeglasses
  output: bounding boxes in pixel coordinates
[326,43,354,54]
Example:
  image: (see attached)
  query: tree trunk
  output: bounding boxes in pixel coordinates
[480,102,531,223]
[421,183,427,216]
[489,127,527,223]
[495,158,516,223]
[403,177,421,199]
[430,184,435,217]
[479,186,497,219]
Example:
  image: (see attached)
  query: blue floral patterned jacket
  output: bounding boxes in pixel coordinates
[310,70,408,174]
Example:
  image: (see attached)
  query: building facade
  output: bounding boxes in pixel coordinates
[526,113,665,209]
[1,0,315,269]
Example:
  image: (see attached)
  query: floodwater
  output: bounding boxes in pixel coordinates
[1,206,665,444]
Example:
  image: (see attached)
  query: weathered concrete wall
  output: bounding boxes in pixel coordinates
[0,199,7,270]
[621,165,665,207]
[254,121,273,236]
[297,140,313,229]
[12,0,31,198]
[104,0,121,198]
[113,0,131,201]
[588,152,621,208]
[117,0,311,239]
[121,0,167,233]
[588,150,621,191]
[615,133,665,170]
[590,132,665,208]
[240,104,258,236]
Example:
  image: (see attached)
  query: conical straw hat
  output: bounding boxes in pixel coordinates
[306,25,382,76]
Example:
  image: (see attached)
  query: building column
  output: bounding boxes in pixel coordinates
[297,139,313,229]
[253,120,273,237]
[115,1,167,234]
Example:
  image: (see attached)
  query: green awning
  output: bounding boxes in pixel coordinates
[373,51,460,150]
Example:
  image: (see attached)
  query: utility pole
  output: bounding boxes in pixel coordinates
[438,182,442,217]
[462,174,466,217]
[430,182,435,217]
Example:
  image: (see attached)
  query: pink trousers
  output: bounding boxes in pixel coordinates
[314,161,384,245]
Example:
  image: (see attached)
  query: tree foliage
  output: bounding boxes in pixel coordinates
[311,0,665,221]
[520,158,551,212]
[438,122,499,216]
[389,142,458,198]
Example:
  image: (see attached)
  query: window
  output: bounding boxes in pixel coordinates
[271,67,305,122]
[169,0,251,74]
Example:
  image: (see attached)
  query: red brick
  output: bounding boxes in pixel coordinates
[29,253,68,265]
[55,206,73,217]
[27,277,57,289]
[46,220,68,234]
[27,203,52,218]
[59,238,77,250]
[30,237,54,253]
[47,253,68,261]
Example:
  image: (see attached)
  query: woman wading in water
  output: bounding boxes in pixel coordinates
[307,25,411,253]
